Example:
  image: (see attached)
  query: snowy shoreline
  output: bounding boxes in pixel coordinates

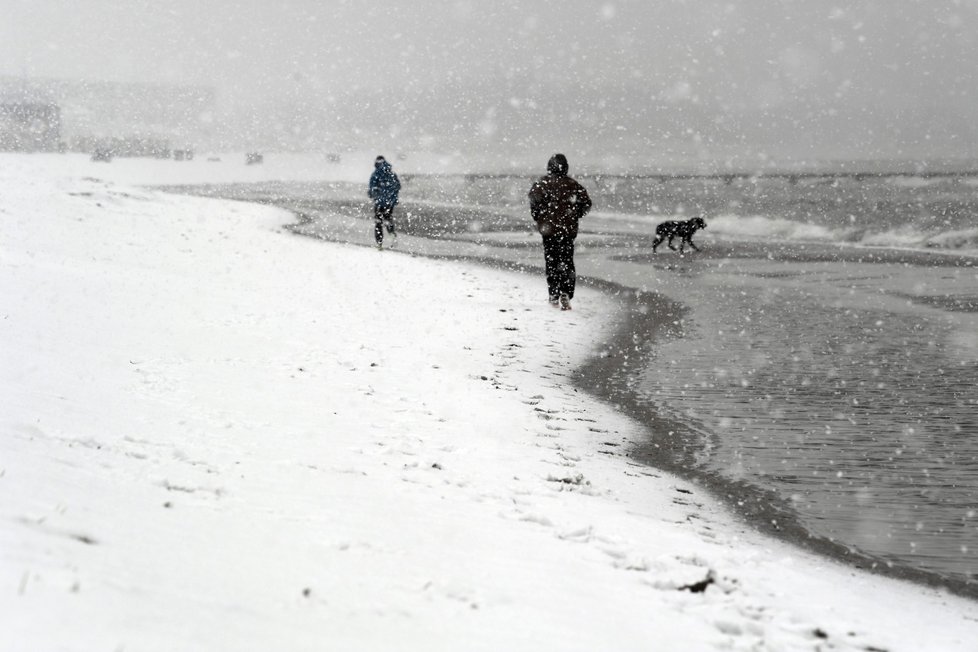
[4,153,978,651]
[252,179,978,599]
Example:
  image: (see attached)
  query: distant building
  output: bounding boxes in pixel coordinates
[0,76,214,155]
[0,102,61,152]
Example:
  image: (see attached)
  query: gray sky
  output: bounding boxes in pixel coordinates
[3,0,977,162]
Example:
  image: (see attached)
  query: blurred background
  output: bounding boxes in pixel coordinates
[2,0,977,170]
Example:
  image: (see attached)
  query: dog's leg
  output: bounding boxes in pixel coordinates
[652,235,663,252]
[667,235,677,251]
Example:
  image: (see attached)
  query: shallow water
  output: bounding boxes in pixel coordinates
[630,257,978,584]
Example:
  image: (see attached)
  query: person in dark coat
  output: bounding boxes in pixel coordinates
[368,155,402,249]
[527,153,592,310]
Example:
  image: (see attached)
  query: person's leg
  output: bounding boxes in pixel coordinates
[383,206,397,247]
[561,237,576,299]
[383,205,396,236]
[541,235,560,302]
[373,203,385,246]
[551,236,575,309]
[550,236,572,297]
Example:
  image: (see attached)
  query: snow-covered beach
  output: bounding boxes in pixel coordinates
[3,153,978,651]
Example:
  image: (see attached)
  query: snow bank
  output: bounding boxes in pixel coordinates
[3,154,977,651]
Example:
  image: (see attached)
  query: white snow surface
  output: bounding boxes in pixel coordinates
[3,153,978,651]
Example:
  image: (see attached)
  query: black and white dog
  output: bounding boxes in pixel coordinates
[652,216,707,254]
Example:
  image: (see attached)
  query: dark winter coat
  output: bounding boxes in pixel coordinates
[369,161,401,207]
[528,157,591,238]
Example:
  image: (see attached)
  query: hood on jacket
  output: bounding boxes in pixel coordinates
[547,154,570,177]
[547,153,569,177]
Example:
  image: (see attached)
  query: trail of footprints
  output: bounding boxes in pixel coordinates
[492,304,877,651]
[352,292,878,650]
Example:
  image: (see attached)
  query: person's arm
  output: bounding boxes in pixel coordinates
[577,184,592,218]
[528,182,544,221]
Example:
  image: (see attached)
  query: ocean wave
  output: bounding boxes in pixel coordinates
[863,226,978,251]
[859,225,931,248]
[887,176,946,189]
[707,213,978,254]
[707,214,848,242]
[924,227,978,250]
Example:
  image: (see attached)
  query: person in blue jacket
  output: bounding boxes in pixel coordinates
[368,155,402,249]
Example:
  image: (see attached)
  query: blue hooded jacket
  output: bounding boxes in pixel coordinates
[368,159,401,207]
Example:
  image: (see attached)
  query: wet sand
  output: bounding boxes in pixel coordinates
[170,182,978,599]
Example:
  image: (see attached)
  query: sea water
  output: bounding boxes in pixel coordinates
[634,258,978,584]
[582,172,978,584]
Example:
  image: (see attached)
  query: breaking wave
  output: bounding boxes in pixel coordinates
[864,226,978,251]
[707,214,846,243]
[706,213,978,254]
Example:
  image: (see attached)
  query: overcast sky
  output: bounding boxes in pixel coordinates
[3,0,977,162]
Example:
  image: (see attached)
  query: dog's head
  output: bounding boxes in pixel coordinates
[688,216,707,231]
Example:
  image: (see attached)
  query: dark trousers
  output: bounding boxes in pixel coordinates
[542,234,576,299]
[373,203,396,244]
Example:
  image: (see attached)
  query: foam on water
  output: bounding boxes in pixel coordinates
[707,213,848,242]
